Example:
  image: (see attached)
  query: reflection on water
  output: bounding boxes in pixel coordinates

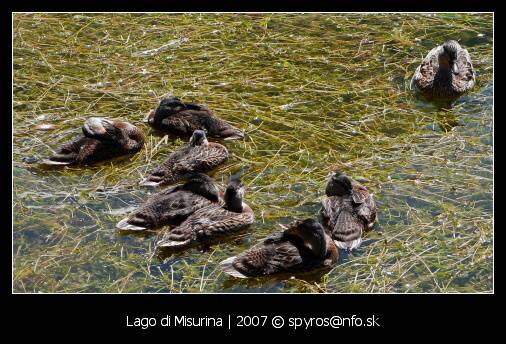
[13,13,493,293]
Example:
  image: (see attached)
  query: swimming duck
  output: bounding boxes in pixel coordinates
[321,172,376,252]
[42,117,144,166]
[156,178,254,248]
[140,130,229,187]
[116,173,223,231]
[146,96,244,140]
[410,40,475,98]
[220,218,338,279]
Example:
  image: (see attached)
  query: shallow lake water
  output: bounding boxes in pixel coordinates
[13,13,493,293]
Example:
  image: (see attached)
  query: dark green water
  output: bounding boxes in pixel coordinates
[13,13,493,293]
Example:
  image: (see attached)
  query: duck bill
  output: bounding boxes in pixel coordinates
[451,62,459,75]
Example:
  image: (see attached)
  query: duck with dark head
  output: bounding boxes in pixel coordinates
[116,173,223,231]
[220,218,338,278]
[146,96,244,140]
[42,117,144,166]
[156,177,254,249]
[321,172,377,252]
[140,129,229,187]
[410,40,475,98]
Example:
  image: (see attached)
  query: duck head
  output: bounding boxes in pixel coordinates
[150,96,187,124]
[181,173,220,202]
[189,130,209,147]
[440,40,460,75]
[326,172,352,197]
[83,117,119,141]
[224,178,245,213]
[284,219,328,258]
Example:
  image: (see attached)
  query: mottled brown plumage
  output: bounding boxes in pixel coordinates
[410,40,475,98]
[156,179,254,249]
[220,219,338,278]
[321,172,376,252]
[147,97,244,140]
[43,118,144,166]
[141,130,229,187]
[116,173,223,231]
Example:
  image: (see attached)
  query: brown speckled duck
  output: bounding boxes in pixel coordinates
[42,117,144,166]
[410,40,475,98]
[116,173,223,231]
[156,178,254,249]
[146,96,244,140]
[220,219,338,279]
[140,130,229,187]
[321,172,377,252]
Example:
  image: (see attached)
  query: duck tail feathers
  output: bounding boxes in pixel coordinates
[40,159,71,166]
[139,179,161,187]
[116,218,147,231]
[220,256,249,278]
[334,238,362,252]
[156,238,191,248]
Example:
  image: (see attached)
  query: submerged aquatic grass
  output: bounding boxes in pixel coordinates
[13,13,493,293]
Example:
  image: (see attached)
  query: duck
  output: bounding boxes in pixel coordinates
[410,40,475,98]
[220,218,338,278]
[156,178,255,249]
[42,117,144,166]
[321,172,377,252]
[146,96,244,140]
[116,173,223,231]
[140,129,229,187]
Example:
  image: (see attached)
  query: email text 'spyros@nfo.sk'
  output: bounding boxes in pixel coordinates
[126,315,381,329]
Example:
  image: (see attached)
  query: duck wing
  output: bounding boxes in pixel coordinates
[142,145,193,185]
[321,196,343,229]
[351,182,369,204]
[75,139,111,164]
[45,136,87,165]
[161,112,202,135]
[412,46,441,90]
[157,204,254,248]
[118,190,215,230]
[350,183,376,226]
[50,137,108,165]
[454,48,476,90]
[203,115,244,139]
[230,240,304,277]
[356,194,376,227]
[172,144,229,175]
